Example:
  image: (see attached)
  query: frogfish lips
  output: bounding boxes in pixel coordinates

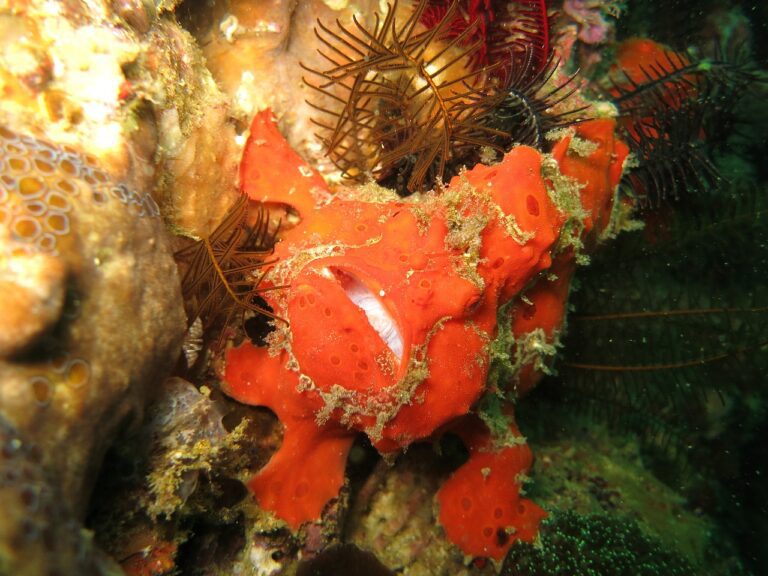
[287,262,407,397]
[324,267,405,362]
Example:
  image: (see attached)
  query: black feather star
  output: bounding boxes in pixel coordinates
[608,40,765,206]
[619,93,721,205]
[540,182,768,483]
[489,49,588,149]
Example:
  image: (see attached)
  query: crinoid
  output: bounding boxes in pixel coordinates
[541,183,768,484]
[489,49,587,149]
[174,194,281,346]
[303,0,508,193]
[619,93,721,205]
[419,0,551,85]
[487,0,550,80]
[608,39,764,205]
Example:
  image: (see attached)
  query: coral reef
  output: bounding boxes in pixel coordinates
[1,0,765,574]
[346,445,473,575]
[521,421,749,574]
[345,422,744,575]
[86,377,252,576]
[562,0,620,45]
[0,0,241,570]
[0,0,242,237]
[187,0,381,168]
[0,415,126,576]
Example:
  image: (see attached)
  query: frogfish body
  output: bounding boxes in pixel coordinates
[223,110,628,559]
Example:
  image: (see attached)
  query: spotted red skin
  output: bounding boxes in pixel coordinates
[436,120,629,560]
[510,119,630,397]
[437,416,547,560]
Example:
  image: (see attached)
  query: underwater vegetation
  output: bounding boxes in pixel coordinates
[537,153,768,570]
[302,0,566,193]
[607,36,763,204]
[419,0,551,76]
[303,0,506,192]
[488,51,587,150]
[523,2,768,571]
[175,193,280,355]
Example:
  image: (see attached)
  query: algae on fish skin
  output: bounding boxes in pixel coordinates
[484,298,561,401]
[540,154,590,263]
[314,326,433,443]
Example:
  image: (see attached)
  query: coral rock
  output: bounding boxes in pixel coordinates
[0,127,185,573]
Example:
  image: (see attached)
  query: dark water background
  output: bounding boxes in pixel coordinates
[520,1,768,573]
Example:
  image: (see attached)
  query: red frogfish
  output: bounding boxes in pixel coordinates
[223,110,628,560]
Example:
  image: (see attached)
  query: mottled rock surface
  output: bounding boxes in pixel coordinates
[0,0,241,238]
[187,0,380,172]
[0,1,224,573]
[0,124,186,575]
[0,416,125,576]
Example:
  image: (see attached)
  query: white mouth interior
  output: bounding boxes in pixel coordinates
[323,267,404,362]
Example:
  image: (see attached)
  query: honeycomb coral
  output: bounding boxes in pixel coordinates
[0,0,244,239]
[0,125,160,357]
[0,127,185,573]
[0,125,161,247]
